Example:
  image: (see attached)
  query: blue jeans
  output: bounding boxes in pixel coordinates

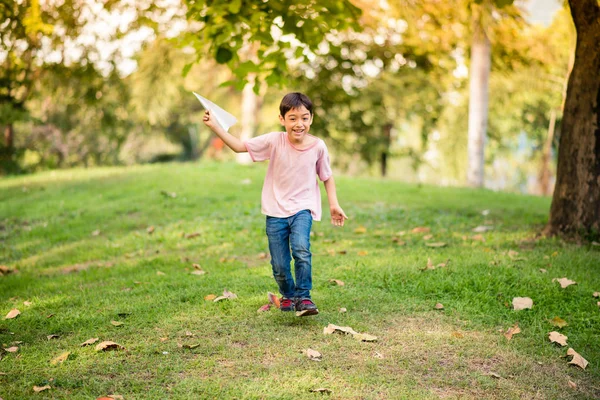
[266,210,313,299]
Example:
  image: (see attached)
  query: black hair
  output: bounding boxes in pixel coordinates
[279,92,313,118]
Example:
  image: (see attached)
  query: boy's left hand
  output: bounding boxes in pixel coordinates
[330,206,348,227]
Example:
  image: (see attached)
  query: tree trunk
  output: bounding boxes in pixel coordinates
[236,75,257,164]
[546,0,600,238]
[538,109,556,196]
[380,123,392,177]
[4,124,14,150]
[466,20,491,187]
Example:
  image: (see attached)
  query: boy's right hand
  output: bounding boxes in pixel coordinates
[202,110,219,131]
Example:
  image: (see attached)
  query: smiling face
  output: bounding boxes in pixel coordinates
[279,105,313,145]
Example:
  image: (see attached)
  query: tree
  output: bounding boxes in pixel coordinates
[546,0,600,239]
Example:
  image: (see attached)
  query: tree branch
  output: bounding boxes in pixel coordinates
[568,0,600,33]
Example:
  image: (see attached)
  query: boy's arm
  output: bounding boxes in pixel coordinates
[323,176,348,227]
[203,110,247,153]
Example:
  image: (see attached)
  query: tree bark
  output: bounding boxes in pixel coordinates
[4,124,14,150]
[546,0,600,238]
[466,20,491,187]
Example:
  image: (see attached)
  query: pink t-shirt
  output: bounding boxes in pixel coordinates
[244,131,332,221]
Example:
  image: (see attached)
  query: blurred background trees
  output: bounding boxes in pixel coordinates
[1,0,575,195]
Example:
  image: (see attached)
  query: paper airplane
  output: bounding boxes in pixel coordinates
[193,92,238,132]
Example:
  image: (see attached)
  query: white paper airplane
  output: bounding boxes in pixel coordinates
[193,92,238,132]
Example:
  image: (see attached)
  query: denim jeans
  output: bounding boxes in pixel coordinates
[266,210,313,299]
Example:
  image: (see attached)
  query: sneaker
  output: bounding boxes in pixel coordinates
[279,297,295,312]
[295,298,319,317]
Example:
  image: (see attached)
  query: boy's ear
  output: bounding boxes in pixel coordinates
[279,114,285,125]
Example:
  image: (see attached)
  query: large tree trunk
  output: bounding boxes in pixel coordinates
[4,123,14,150]
[467,21,491,187]
[380,123,392,177]
[546,0,600,238]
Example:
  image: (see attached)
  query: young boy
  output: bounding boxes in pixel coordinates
[202,92,347,316]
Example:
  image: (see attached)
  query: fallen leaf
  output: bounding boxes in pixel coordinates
[23,301,32,306]
[185,331,194,337]
[472,225,493,233]
[257,252,268,259]
[156,271,165,276]
[110,321,124,327]
[91,229,101,236]
[354,333,377,342]
[437,259,450,268]
[471,234,486,242]
[5,309,20,319]
[550,317,568,328]
[339,307,347,313]
[512,297,533,311]
[323,324,358,335]
[191,270,206,276]
[47,334,60,340]
[0,265,14,275]
[508,250,519,259]
[568,380,577,389]
[267,292,280,308]
[160,190,177,198]
[553,277,577,288]
[434,303,444,310]
[95,341,125,351]
[423,234,433,240]
[488,372,502,379]
[425,242,447,248]
[451,331,464,338]
[411,227,430,233]
[421,258,436,271]
[257,304,271,313]
[182,343,201,349]
[329,279,345,286]
[185,232,201,239]
[4,347,18,353]
[147,226,155,234]
[504,323,521,340]
[549,332,568,347]
[566,348,588,369]
[214,289,237,302]
[303,348,322,361]
[204,294,216,301]
[81,338,99,347]
[540,268,547,273]
[50,351,70,365]
[33,385,51,393]
[374,351,384,359]
[592,291,599,298]
[357,251,368,256]
[310,388,332,394]
[354,226,367,234]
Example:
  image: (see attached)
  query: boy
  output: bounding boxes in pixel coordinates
[202,92,347,316]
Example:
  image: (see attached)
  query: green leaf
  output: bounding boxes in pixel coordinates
[215,47,233,64]
[182,62,193,77]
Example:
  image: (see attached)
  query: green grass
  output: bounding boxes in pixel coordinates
[1,162,599,399]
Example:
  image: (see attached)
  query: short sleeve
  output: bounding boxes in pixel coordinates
[316,141,333,181]
[244,132,279,162]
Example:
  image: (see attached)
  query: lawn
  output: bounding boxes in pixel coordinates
[1,162,599,399]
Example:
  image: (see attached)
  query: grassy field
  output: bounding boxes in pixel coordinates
[1,162,599,399]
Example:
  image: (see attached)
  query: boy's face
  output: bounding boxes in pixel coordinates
[279,105,313,143]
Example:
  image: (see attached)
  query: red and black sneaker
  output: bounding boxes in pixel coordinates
[279,297,295,312]
[295,298,319,317]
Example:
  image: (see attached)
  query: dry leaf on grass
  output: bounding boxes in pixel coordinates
[97,395,124,400]
[550,317,568,328]
[50,351,70,365]
[512,297,533,310]
[213,289,237,302]
[357,250,368,256]
[156,271,166,276]
[434,303,444,310]
[4,347,18,353]
[421,258,436,271]
[425,242,447,248]
[488,372,502,379]
[411,227,430,233]
[592,291,599,298]
[95,341,125,351]
[566,348,588,369]
[257,304,271,313]
[549,332,568,347]
[5,309,20,319]
[303,348,322,361]
[323,324,377,342]
[374,351,384,359]
[353,333,377,342]
[23,301,32,306]
[182,343,201,349]
[339,307,347,313]
[267,292,280,308]
[540,268,547,273]
[503,323,521,340]
[354,226,367,234]
[91,229,101,236]
[110,321,124,327]
[191,270,206,276]
[472,225,493,233]
[310,388,332,394]
[568,380,577,389]
[47,334,60,340]
[146,226,155,234]
[329,279,344,286]
[81,338,99,347]
[257,252,268,259]
[204,294,216,301]
[185,232,201,239]
[33,385,51,393]
[471,234,486,242]
[423,234,433,240]
[553,277,577,288]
